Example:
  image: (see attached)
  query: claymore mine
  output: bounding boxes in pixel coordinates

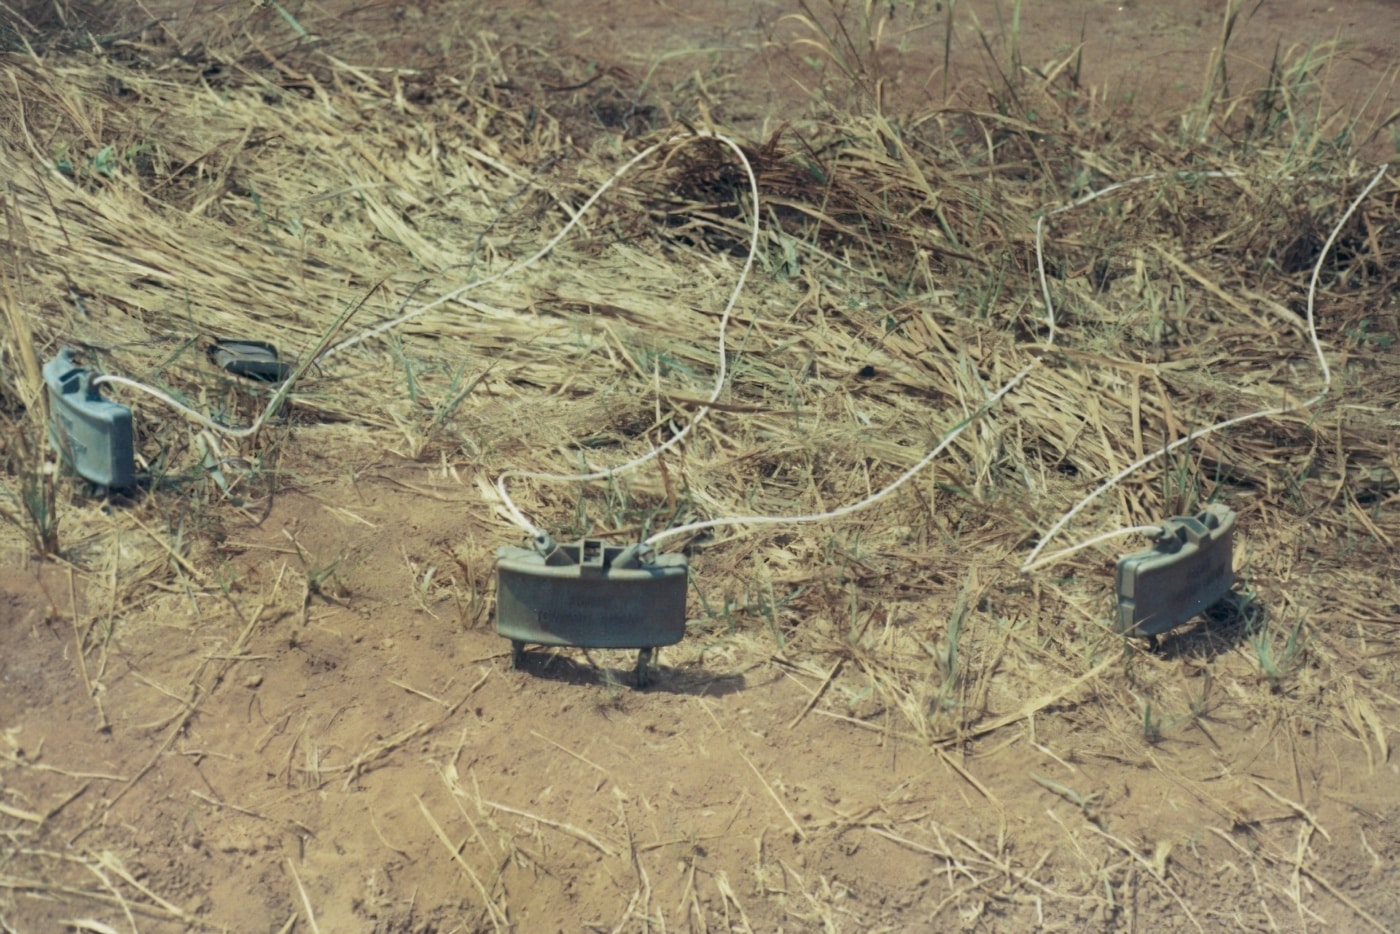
[496,537,688,688]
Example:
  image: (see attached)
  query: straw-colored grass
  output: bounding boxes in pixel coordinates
[2,1,1398,930]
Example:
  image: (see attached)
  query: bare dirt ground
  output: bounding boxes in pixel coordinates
[3,1,1400,932]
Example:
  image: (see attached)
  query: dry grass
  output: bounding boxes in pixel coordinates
[2,1,1398,930]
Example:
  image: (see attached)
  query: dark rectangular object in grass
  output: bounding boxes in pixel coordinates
[207,339,291,383]
[42,347,135,489]
[497,539,688,686]
[1115,504,1236,638]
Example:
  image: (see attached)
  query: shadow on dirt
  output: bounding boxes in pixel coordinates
[512,649,746,697]
[1155,588,1265,661]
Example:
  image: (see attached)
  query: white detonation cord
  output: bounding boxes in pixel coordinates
[480,134,762,549]
[86,140,1387,574]
[1020,164,1388,572]
[493,158,1388,563]
[88,132,761,517]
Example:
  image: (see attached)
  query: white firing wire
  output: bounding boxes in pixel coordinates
[317,133,756,363]
[643,362,1041,548]
[649,163,1387,559]
[1020,163,1389,573]
[90,373,282,440]
[81,133,761,522]
[88,285,372,441]
[640,172,1246,550]
[485,135,761,541]
[78,149,1388,568]
[1026,525,1169,567]
[645,170,1260,550]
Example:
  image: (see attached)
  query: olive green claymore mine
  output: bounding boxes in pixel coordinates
[496,539,689,687]
[1115,503,1237,638]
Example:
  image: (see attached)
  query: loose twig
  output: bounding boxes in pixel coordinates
[481,797,621,857]
[285,858,321,934]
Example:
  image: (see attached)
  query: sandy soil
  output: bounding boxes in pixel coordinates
[3,1,1399,932]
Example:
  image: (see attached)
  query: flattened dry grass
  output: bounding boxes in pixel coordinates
[2,2,1399,930]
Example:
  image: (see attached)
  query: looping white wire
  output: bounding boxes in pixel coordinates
[318,133,751,363]
[84,132,760,539]
[1020,525,1164,575]
[643,362,1041,548]
[536,162,1389,554]
[1019,164,1389,572]
[647,166,1388,553]
[82,148,1389,568]
[480,133,763,542]
[92,373,285,439]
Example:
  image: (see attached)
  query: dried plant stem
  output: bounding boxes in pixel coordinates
[736,746,806,842]
[528,729,610,775]
[482,797,621,857]
[285,858,322,934]
[787,657,843,729]
[67,568,108,732]
[415,795,507,932]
